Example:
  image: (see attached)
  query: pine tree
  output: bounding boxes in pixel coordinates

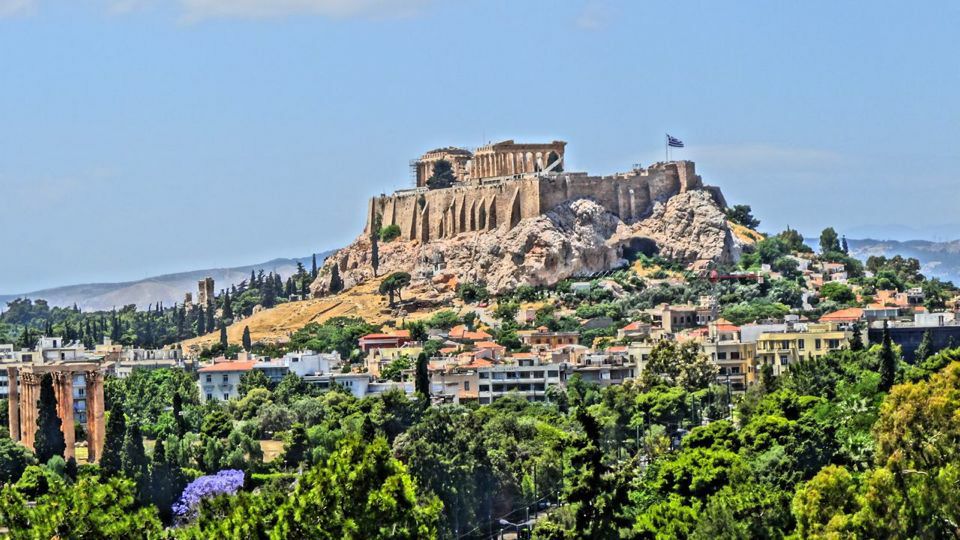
[101,401,126,476]
[300,276,309,298]
[841,235,849,254]
[219,324,228,349]
[242,326,252,351]
[879,321,897,391]
[415,352,430,398]
[122,420,150,504]
[34,374,66,463]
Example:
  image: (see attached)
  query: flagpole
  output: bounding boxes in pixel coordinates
[665,134,668,162]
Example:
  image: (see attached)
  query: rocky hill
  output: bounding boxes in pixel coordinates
[312,182,742,299]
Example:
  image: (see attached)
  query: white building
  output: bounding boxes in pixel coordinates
[198,361,256,402]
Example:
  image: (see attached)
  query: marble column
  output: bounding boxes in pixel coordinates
[19,372,41,450]
[53,371,75,460]
[7,368,18,441]
[85,371,105,463]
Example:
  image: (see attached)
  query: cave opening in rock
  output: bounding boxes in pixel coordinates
[622,237,659,260]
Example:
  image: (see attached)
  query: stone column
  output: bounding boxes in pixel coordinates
[19,372,41,450]
[53,371,75,460]
[85,371,105,463]
[7,368,18,441]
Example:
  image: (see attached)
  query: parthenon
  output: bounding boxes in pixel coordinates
[415,140,566,187]
[7,364,106,462]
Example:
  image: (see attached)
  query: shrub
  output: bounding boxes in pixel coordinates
[378,225,401,242]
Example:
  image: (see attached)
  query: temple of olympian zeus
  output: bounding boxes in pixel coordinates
[6,364,106,462]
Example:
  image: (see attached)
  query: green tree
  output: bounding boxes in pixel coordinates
[0,438,35,485]
[121,420,150,504]
[643,340,718,391]
[878,322,896,391]
[426,159,456,190]
[219,324,228,349]
[379,272,412,306]
[849,322,864,352]
[0,474,163,539]
[149,437,181,524]
[725,204,760,229]
[379,224,402,242]
[819,227,841,254]
[271,435,440,539]
[33,374,65,464]
[914,329,934,362]
[100,402,126,476]
[329,263,344,294]
[370,215,381,278]
[415,352,430,398]
[238,370,271,398]
[172,391,187,437]
[241,326,252,351]
[283,423,308,469]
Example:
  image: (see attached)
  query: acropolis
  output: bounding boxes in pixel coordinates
[367,139,706,243]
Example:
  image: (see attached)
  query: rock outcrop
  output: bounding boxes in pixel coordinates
[312,186,742,297]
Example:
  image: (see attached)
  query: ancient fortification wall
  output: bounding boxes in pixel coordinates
[366,160,703,243]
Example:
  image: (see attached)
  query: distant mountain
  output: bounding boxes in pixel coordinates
[845,238,960,284]
[0,251,335,312]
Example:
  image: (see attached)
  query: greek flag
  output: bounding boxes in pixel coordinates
[667,134,684,148]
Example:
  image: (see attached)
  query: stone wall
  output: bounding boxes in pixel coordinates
[366,160,703,243]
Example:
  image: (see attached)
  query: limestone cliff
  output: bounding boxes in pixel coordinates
[312,185,742,297]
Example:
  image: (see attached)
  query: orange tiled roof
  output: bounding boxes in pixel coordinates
[820,307,864,322]
[474,341,504,349]
[198,361,256,373]
[621,321,647,331]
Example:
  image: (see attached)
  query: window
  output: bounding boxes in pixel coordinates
[479,384,489,392]
[730,351,740,360]
[206,374,212,383]
[797,340,805,350]
[547,370,559,377]
[780,355,790,366]
[222,393,229,400]
[731,366,741,374]
[815,339,822,350]
[479,372,490,379]
[206,393,213,401]
[463,381,470,391]
[716,352,727,360]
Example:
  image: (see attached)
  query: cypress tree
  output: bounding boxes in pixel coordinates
[371,229,380,277]
[329,264,344,294]
[915,329,934,362]
[415,352,430,398]
[196,306,206,335]
[122,420,150,504]
[172,391,187,437]
[879,321,897,391]
[242,326,252,351]
[205,301,215,335]
[219,324,228,349]
[150,437,179,523]
[300,276,309,298]
[34,373,66,464]
[849,322,864,351]
[222,291,233,321]
[101,401,126,476]
[311,253,318,279]
[283,423,308,468]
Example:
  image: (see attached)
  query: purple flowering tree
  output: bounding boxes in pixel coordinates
[172,469,245,521]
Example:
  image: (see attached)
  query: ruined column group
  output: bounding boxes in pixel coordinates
[7,366,105,462]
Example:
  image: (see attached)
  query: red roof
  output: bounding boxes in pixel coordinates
[621,321,647,331]
[198,361,256,373]
[820,308,864,322]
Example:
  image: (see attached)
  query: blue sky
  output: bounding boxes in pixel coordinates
[1,0,958,293]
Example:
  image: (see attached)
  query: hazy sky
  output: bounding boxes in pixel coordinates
[1,0,958,293]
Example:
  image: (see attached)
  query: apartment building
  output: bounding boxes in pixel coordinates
[755,323,850,376]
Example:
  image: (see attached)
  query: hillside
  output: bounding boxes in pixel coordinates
[180,278,453,352]
[0,252,333,312]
